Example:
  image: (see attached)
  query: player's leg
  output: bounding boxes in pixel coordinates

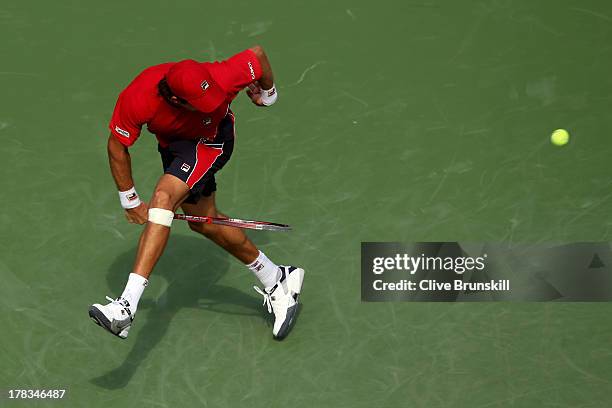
[132,174,190,278]
[183,191,304,340]
[89,173,190,339]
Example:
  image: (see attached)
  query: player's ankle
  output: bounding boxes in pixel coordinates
[246,251,281,288]
[120,273,148,314]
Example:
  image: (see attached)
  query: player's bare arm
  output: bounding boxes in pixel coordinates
[250,45,274,88]
[247,45,277,106]
[107,134,148,224]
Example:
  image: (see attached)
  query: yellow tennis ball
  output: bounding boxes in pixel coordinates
[551,129,569,146]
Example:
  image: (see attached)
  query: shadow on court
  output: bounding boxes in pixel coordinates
[90,233,271,390]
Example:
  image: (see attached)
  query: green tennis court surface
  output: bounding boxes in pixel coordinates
[2,0,612,406]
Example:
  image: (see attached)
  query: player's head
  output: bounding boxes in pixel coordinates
[162,59,226,113]
[158,78,196,111]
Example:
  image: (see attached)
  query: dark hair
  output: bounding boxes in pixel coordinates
[158,78,187,105]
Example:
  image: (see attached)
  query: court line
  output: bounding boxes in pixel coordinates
[286,61,326,87]
[334,90,369,107]
[571,7,612,22]
[0,71,39,77]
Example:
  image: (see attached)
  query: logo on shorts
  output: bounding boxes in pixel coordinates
[201,80,209,91]
[203,117,212,126]
[114,126,130,138]
[248,61,255,80]
[181,163,191,172]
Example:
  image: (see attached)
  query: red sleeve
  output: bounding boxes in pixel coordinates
[108,90,144,147]
[210,49,263,95]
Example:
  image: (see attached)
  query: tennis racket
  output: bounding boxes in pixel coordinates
[173,213,291,232]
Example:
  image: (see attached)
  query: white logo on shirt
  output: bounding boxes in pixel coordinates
[115,126,130,138]
[181,163,191,172]
[248,61,255,79]
[203,117,212,125]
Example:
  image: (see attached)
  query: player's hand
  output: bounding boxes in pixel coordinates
[125,202,149,225]
[246,82,265,106]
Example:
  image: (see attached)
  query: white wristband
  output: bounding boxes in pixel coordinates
[118,187,142,209]
[260,84,278,106]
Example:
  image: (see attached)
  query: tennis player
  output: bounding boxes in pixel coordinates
[88,45,304,340]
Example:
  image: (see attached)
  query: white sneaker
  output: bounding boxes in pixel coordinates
[254,265,304,340]
[88,296,133,339]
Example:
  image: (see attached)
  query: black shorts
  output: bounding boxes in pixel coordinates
[158,113,235,204]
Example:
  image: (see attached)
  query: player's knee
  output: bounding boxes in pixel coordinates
[188,222,218,238]
[186,204,219,236]
[150,189,173,209]
[187,221,204,234]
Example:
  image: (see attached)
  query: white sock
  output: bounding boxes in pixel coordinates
[246,251,281,288]
[120,273,148,314]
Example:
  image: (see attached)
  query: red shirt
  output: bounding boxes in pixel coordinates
[109,49,262,147]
